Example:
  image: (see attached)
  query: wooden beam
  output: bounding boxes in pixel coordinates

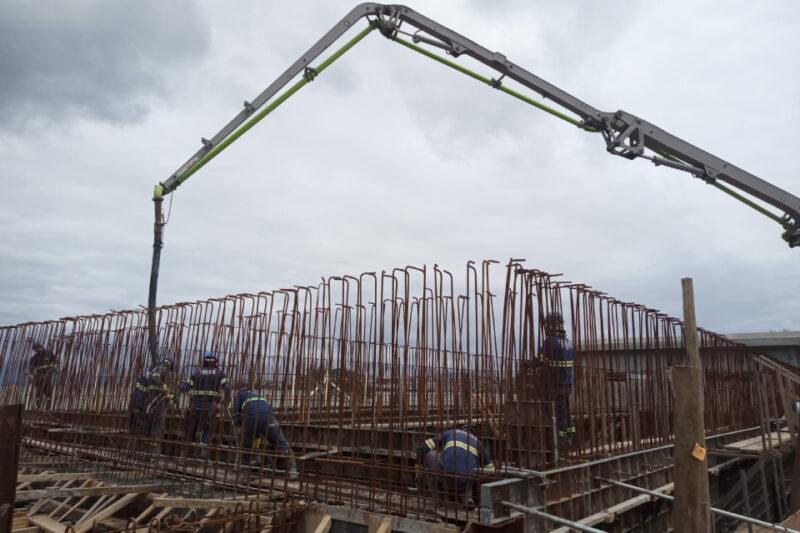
[11,526,38,533]
[17,472,103,483]
[16,484,163,503]
[28,514,68,533]
[151,496,264,510]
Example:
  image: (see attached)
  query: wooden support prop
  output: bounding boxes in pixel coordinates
[15,484,162,503]
[368,516,393,533]
[134,493,167,524]
[673,278,712,533]
[303,511,333,533]
[313,515,332,533]
[73,493,140,533]
[0,404,23,533]
[27,479,79,517]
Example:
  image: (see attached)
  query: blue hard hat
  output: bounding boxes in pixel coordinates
[238,387,250,397]
[203,351,216,360]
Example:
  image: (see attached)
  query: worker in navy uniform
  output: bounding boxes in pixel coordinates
[28,341,57,407]
[129,357,176,439]
[539,312,575,447]
[234,387,297,476]
[415,427,495,506]
[180,352,230,445]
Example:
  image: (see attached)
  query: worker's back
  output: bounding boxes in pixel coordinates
[237,390,272,416]
[185,366,228,409]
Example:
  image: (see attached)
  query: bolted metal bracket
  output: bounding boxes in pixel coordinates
[602,115,644,160]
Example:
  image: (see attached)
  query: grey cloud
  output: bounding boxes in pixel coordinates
[0,1,210,132]
[0,0,798,336]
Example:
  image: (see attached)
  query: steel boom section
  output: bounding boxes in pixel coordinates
[148,3,800,361]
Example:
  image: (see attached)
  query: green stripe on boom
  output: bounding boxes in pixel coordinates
[391,37,597,131]
[170,24,377,190]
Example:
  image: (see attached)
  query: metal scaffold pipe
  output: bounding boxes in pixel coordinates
[596,477,799,533]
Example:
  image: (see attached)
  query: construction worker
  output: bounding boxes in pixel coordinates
[415,426,495,506]
[28,340,57,407]
[539,312,575,447]
[234,387,297,476]
[180,352,230,445]
[129,357,176,439]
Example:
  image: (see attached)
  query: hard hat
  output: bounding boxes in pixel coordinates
[459,423,476,435]
[238,387,250,397]
[158,357,174,370]
[544,312,563,323]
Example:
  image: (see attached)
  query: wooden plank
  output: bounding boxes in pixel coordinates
[151,496,264,510]
[16,484,162,503]
[74,492,140,533]
[11,527,39,533]
[18,473,102,483]
[28,514,67,533]
[551,481,675,532]
[725,431,787,452]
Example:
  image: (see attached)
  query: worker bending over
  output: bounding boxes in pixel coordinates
[539,312,575,446]
[234,388,297,476]
[416,427,494,506]
[28,340,57,408]
[180,352,230,445]
[129,357,176,442]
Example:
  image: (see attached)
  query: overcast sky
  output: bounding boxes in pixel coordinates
[1,0,798,333]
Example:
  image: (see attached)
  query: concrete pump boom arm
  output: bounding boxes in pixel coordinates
[156,3,800,246]
[146,3,799,363]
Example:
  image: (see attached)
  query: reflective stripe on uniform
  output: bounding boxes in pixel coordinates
[443,440,479,457]
[536,354,573,367]
[191,390,221,397]
[220,377,229,385]
[242,396,268,409]
[558,426,576,437]
[424,438,436,450]
[483,462,495,471]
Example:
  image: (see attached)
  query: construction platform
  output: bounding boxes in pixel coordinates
[2,260,799,532]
